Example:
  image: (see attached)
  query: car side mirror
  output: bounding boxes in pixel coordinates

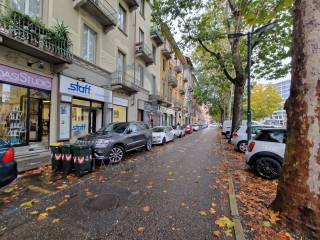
[127,129,132,134]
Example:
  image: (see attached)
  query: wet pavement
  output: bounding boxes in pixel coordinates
[0,128,232,240]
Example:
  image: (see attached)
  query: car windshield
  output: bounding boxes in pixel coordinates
[97,122,128,134]
[152,127,165,132]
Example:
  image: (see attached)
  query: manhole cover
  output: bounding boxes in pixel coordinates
[84,194,120,211]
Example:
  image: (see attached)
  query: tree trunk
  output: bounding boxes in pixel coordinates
[272,0,320,238]
[231,83,244,136]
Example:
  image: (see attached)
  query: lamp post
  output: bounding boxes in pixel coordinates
[228,21,278,142]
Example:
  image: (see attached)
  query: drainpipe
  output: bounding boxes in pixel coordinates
[133,11,137,84]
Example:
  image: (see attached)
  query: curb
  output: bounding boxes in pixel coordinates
[219,134,246,240]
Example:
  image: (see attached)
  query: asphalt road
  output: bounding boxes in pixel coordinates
[0,127,231,240]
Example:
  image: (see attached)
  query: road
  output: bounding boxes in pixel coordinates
[0,128,231,240]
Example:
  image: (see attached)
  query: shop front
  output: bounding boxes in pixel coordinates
[160,106,175,126]
[0,64,52,146]
[112,97,128,123]
[59,75,112,142]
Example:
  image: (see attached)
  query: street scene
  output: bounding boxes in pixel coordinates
[0,0,320,239]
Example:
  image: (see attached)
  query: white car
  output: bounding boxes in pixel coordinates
[152,126,175,145]
[245,128,286,179]
[172,125,185,138]
[222,120,261,138]
[192,124,201,131]
[231,125,275,153]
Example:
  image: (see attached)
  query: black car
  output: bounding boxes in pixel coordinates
[0,139,17,188]
[77,122,152,164]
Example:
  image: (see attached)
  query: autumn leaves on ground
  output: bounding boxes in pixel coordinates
[0,128,301,239]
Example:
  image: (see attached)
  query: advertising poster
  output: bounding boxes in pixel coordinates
[59,103,71,139]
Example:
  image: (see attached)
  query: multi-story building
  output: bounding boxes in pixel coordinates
[0,0,198,157]
[272,79,291,101]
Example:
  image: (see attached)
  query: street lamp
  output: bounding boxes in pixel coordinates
[228,21,278,142]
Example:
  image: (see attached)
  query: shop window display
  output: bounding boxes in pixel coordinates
[0,84,27,145]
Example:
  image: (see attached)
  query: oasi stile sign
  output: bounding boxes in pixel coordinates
[60,75,112,102]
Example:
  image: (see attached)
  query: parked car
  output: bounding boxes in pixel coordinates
[185,125,193,134]
[152,126,175,145]
[246,128,287,180]
[77,122,152,164]
[0,139,17,188]
[172,125,185,138]
[192,124,201,131]
[231,125,274,153]
[222,120,261,138]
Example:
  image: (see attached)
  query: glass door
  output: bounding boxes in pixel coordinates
[29,98,41,142]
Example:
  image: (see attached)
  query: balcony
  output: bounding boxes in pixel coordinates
[162,42,172,59]
[150,27,164,46]
[174,65,182,73]
[123,0,139,11]
[111,71,143,95]
[135,42,154,66]
[73,0,117,31]
[165,72,177,88]
[0,6,73,64]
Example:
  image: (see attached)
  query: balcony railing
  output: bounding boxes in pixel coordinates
[73,0,117,30]
[111,71,143,94]
[135,42,154,65]
[0,5,73,64]
[150,26,164,46]
[165,72,177,88]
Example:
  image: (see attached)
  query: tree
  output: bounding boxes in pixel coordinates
[154,0,292,134]
[272,0,320,238]
[249,83,283,120]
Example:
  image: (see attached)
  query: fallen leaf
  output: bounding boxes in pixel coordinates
[167,178,175,181]
[37,212,48,221]
[85,191,93,197]
[20,199,39,208]
[209,208,216,215]
[168,171,174,176]
[145,185,153,189]
[28,185,53,195]
[56,184,68,190]
[262,220,272,227]
[58,199,68,207]
[137,227,145,233]
[269,210,281,224]
[45,206,56,212]
[52,218,60,224]
[211,202,217,207]
[3,186,15,193]
[143,206,150,213]
[30,210,39,215]
[224,229,233,237]
[212,230,221,237]
[215,216,234,229]
[181,202,187,207]
[163,190,167,193]
[199,211,207,216]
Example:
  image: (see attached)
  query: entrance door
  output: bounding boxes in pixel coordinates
[29,99,50,143]
[90,109,97,133]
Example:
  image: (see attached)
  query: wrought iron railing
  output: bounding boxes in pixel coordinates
[0,4,73,62]
[135,42,153,59]
[111,71,143,88]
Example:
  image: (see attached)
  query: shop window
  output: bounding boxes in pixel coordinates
[113,105,127,123]
[0,84,28,145]
[71,106,89,142]
[82,25,97,63]
[12,0,42,19]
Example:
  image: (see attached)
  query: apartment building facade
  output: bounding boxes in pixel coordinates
[0,0,197,153]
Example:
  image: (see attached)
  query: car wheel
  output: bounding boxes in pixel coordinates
[237,141,248,153]
[145,138,152,151]
[225,132,231,139]
[162,137,166,145]
[254,157,281,180]
[108,145,125,164]
[179,133,182,138]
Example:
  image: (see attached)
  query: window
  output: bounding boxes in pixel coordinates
[129,123,138,133]
[163,59,166,71]
[117,50,125,73]
[139,0,145,17]
[152,45,156,63]
[118,5,126,32]
[139,28,144,43]
[82,25,97,63]
[12,0,41,18]
[137,65,144,87]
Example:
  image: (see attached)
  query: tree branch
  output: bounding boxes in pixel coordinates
[197,38,236,84]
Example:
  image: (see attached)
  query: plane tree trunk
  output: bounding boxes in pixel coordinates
[273,0,320,238]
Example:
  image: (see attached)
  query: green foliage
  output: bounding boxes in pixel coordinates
[248,83,283,120]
